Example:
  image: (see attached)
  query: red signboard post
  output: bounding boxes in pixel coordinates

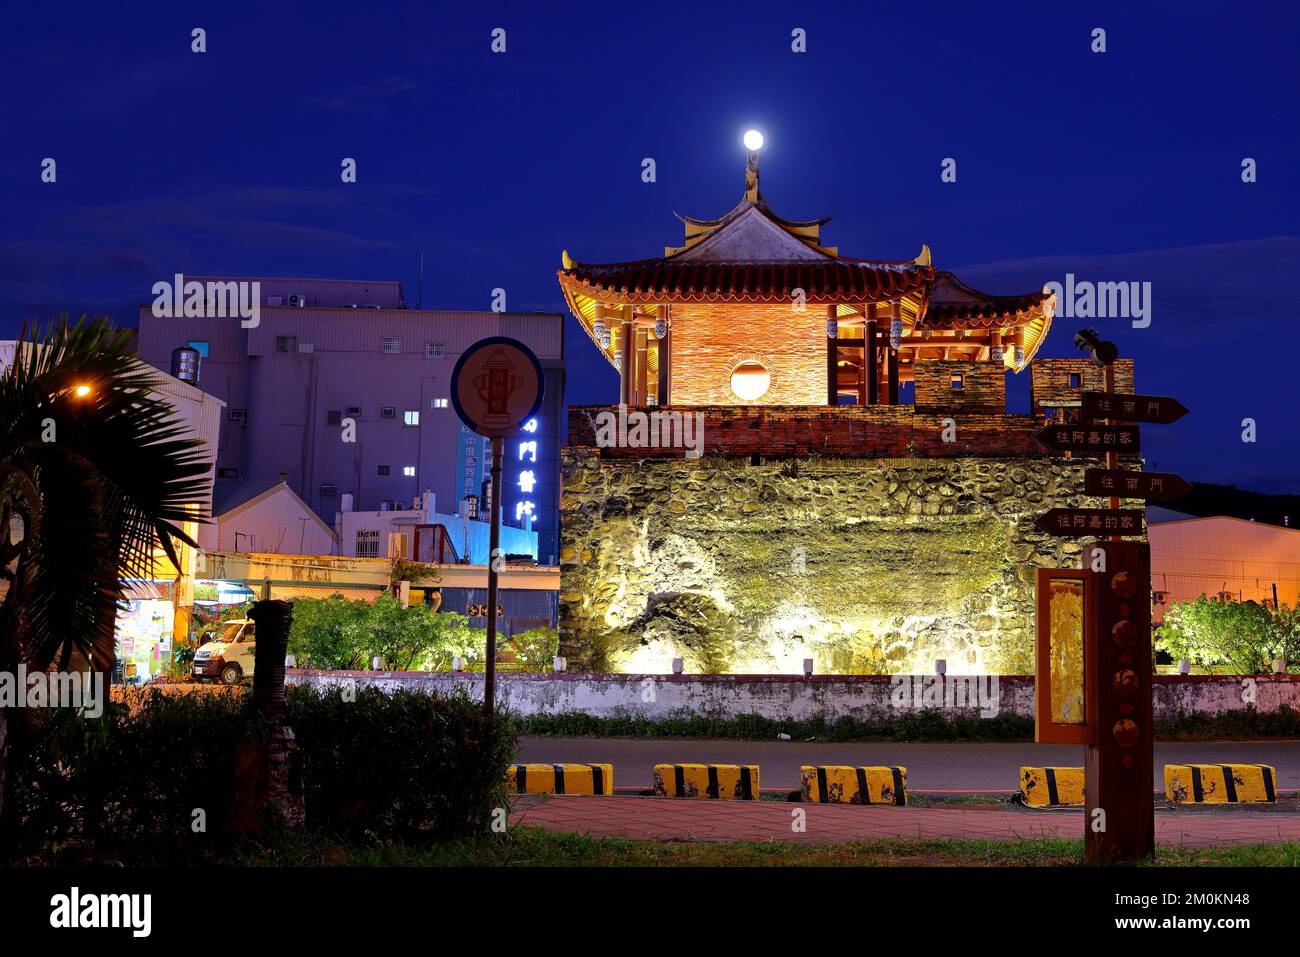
[1033,332,1189,864]
[450,337,544,718]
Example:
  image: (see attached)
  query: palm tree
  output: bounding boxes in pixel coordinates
[0,315,211,829]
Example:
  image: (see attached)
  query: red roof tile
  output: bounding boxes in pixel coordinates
[559,259,934,304]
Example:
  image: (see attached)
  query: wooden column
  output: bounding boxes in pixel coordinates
[865,303,879,406]
[656,305,670,406]
[887,301,901,405]
[619,307,634,406]
[826,305,838,405]
[635,328,649,407]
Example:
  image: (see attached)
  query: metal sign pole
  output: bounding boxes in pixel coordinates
[484,435,503,719]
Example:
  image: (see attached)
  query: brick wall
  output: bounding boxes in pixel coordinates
[914,360,1006,413]
[668,302,826,405]
[1030,359,1135,417]
[568,405,1048,458]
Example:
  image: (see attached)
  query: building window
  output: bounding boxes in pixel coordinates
[1069,372,1082,389]
[381,406,396,419]
[187,340,210,358]
[346,405,362,417]
[326,410,342,426]
[403,466,416,477]
[217,467,239,479]
[320,483,338,498]
[431,397,449,409]
[381,337,401,354]
[356,530,380,559]
[404,410,420,427]
[729,360,771,401]
[275,336,298,353]
[950,373,965,390]
[425,341,446,359]
[229,409,247,425]
[377,465,391,476]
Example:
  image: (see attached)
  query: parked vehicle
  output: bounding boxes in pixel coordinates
[191,619,255,685]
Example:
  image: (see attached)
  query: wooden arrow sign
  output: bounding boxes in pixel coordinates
[1033,424,1141,455]
[1084,468,1191,501]
[1081,391,1188,425]
[1036,508,1146,537]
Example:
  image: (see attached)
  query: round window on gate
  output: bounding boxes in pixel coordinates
[729,360,771,401]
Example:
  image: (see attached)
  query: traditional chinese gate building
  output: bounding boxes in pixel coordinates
[557,146,1137,675]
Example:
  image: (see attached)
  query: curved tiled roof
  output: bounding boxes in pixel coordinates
[558,258,934,305]
[921,271,1050,325]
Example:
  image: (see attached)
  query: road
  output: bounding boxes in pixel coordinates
[517,737,1300,792]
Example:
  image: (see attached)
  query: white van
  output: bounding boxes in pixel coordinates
[191,619,256,685]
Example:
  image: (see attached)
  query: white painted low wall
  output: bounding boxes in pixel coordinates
[285,671,1300,721]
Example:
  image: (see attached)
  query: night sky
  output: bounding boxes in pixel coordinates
[2,1,1297,491]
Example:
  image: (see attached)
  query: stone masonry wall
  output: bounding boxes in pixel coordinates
[559,451,1111,675]
[914,360,1006,414]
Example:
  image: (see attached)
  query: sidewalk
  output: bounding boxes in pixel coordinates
[509,796,1300,848]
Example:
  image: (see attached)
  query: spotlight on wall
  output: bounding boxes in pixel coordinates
[1073,327,1118,367]
[452,656,464,673]
[802,658,814,676]
[553,656,567,673]
[672,657,684,674]
[934,659,947,675]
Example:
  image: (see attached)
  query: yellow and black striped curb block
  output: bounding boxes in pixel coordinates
[1019,767,1085,807]
[1163,764,1277,804]
[800,766,907,805]
[507,763,614,796]
[652,764,759,800]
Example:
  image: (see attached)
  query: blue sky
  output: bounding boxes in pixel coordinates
[1,0,1297,490]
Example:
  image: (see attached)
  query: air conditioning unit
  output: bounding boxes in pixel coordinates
[287,293,307,307]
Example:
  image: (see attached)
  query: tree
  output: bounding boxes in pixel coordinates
[0,316,210,829]
[1157,596,1300,675]
[286,594,477,671]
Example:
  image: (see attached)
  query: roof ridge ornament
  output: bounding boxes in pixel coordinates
[743,129,764,203]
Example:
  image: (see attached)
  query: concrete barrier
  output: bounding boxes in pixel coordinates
[801,766,907,805]
[1164,764,1277,804]
[653,764,758,800]
[508,763,614,796]
[1019,767,1084,807]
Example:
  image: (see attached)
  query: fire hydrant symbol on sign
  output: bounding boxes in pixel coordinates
[472,348,524,427]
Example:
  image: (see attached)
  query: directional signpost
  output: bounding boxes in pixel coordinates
[1032,330,1191,865]
[1080,391,1188,425]
[1083,468,1191,500]
[1035,507,1145,537]
[1033,423,1141,455]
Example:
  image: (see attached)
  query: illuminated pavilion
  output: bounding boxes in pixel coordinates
[558,142,1054,410]
[556,141,1131,676]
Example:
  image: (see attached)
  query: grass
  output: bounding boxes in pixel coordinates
[513,706,1300,742]
[232,825,1300,867]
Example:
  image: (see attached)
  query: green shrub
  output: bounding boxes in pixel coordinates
[4,684,516,863]
[286,684,515,841]
[287,594,478,671]
[8,689,259,864]
[1157,598,1300,674]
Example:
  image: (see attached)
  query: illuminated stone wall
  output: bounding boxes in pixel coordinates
[558,451,1109,675]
